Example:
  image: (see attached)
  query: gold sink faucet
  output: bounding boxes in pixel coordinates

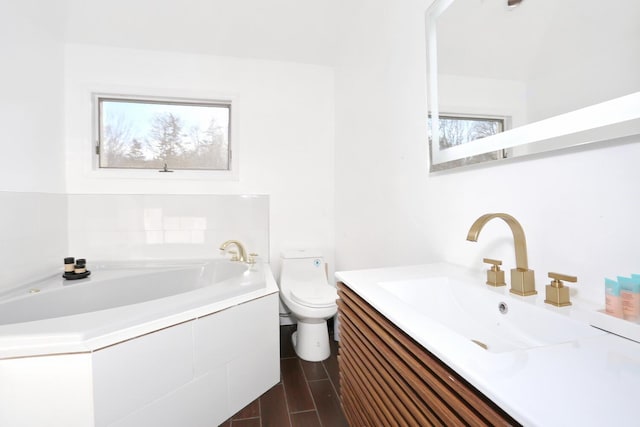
[466,213,537,296]
[219,240,248,263]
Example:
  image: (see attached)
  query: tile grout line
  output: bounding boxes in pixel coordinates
[299,357,322,426]
[289,409,318,415]
[321,350,340,400]
[280,364,294,427]
[280,325,296,427]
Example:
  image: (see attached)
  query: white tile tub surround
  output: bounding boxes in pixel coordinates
[67,194,269,262]
[0,353,94,427]
[0,192,68,294]
[94,294,279,427]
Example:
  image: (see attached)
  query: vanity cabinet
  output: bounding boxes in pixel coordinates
[337,282,520,426]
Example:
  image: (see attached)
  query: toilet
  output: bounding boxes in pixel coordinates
[279,250,338,362]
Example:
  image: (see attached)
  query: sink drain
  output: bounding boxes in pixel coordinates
[498,301,508,314]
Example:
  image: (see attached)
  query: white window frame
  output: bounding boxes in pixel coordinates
[92,93,239,181]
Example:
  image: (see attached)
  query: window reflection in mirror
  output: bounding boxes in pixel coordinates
[436,0,638,127]
[426,0,640,169]
[428,114,507,171]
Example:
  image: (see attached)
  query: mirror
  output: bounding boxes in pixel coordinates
[426,0,640,171]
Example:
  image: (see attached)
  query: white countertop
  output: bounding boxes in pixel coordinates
[336,263,640,427]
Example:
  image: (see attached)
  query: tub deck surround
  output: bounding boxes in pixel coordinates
[0,259,280,427]
[0,259,277,359]
[336,263,640,427]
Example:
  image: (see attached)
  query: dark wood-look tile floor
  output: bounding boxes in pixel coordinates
[219,325,348,427]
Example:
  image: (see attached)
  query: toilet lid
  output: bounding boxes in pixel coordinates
[290,286,337,308]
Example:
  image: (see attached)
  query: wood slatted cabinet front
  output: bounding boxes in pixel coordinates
[337,282,520,427]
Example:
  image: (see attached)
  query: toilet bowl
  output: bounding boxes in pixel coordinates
[279,250,338,362]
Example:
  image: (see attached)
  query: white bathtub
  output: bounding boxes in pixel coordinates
[0,259,280,427]
[0,259,272,357]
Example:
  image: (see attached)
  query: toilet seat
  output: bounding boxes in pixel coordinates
[290,286,337,308]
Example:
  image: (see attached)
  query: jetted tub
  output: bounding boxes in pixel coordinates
[0,259,280,427]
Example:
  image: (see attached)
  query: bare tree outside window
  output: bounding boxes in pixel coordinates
[97,97,231,171]
[428,114,507,171]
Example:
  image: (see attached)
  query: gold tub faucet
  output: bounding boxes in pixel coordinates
[466,213,537,296]
[219,240,248,263]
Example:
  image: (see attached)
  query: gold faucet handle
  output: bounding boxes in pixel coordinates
[545,272,577,307]
[548,272,577,287]
[483,258,503,271]
[483,258,506,287]
[247,253,259,264]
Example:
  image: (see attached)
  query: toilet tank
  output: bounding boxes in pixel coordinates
[280,250,327,287]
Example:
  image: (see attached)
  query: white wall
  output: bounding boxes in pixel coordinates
[335,0,437,271]
[64,44,335,278]
[0,2,66,193]
[334,0,640,305]
[0,3,68,291]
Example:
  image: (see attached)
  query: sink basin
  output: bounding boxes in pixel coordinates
[378,276,603,353]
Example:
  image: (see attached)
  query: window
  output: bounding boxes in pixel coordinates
[95,95,231,171]
[428,113,508,171]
